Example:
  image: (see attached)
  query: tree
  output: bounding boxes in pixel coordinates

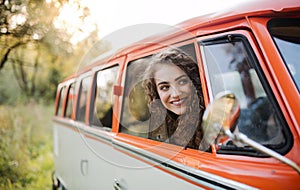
[0,0,104,102]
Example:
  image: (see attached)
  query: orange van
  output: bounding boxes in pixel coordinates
[52,0,300,189]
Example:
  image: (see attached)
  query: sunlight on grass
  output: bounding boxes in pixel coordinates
[0,102,54,190]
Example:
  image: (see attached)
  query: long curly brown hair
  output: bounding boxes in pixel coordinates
[143,48,204,149]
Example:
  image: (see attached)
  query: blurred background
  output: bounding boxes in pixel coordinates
[0,0,243,189]
[0,1,100,189]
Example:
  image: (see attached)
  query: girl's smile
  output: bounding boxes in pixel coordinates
[154,63,192,115]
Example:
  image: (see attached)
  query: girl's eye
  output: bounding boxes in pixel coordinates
[159,85,169,91]
[178,78,188,85]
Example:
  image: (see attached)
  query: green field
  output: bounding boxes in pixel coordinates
[0,102,54,190]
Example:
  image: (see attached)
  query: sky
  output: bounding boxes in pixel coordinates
[78,0,252,50]
[83,0,249,37]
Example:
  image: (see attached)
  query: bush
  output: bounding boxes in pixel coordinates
[0,102,54,190]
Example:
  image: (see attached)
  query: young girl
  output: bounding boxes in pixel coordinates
[143,48,205,149]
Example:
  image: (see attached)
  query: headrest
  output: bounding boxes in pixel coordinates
[128,81,150,121]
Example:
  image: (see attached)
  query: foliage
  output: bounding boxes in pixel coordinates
[0,102,54,190]
[0,1,111,188]
[0,0,107,103]
[0,63,21,104]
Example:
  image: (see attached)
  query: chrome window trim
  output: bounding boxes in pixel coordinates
[112,139,258,190]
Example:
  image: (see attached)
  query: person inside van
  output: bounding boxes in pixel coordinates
[143,48,205,149]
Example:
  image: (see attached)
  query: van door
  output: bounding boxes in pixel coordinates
[112,42,257,190]
[113,43,203,190]
[53,80,79,188]
[199,31,292,155]
[79,64,120,189]
[197,29,298,188]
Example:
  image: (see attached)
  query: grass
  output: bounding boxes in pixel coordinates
[0,101,54,190]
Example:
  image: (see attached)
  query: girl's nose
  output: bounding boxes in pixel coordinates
[169,86,181,98]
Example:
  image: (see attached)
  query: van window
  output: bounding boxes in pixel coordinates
[120,57,151,138]
[56,86,66,116]
[200,36,291,155]
[76,76,92,122]
[90,66,119,129]
[268,18,300,92]
[65,83,75,118]
[120,44,205,149]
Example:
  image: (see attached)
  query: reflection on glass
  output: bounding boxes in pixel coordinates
[201,38,286,150]
[269,18,300,92]
[65,83,75,118]
[57,86,66,116]
[92,66,119,128]
[77,77,91,122]
[120,58,150,137]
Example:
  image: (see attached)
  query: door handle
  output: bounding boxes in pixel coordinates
[80,159,88,176]
[113,178,122,190]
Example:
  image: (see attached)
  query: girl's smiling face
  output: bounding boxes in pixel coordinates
[154,63,192,115]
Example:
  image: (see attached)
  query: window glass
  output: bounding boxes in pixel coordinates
[120,44,205,149]
[91,66,119,129]
[120,57,151,138]
[200,37,290,154]
[65,83,75,118]
[268,18,300,92]
[56,86,66,116]
[76,76,92,122]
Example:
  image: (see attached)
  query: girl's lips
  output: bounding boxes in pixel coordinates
[170,97,187,105]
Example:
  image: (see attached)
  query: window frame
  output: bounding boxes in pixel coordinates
[119,55,152,137]
[198,32,293,156]
[89,64,120,130]
[267,18,300,93]
[64,81,76,119]
[76,75,92,123]
[55,85,66,117]
[118,41,205,150]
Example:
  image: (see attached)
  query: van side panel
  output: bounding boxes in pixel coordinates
[53,121,116,189]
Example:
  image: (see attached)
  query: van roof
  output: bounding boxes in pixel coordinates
[176,0,300,30]
[130,0,299,48]
[76,0,300,76]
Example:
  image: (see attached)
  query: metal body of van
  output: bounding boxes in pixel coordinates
[52,0,300,189]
